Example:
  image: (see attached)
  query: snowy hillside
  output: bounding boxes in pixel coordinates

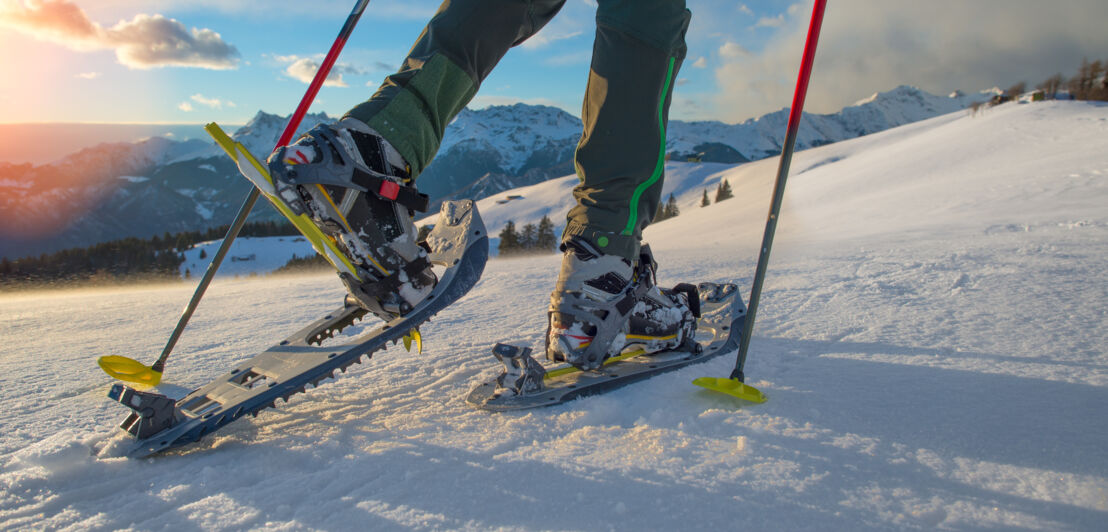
[1,100,1105,530]
[178,236,317,279]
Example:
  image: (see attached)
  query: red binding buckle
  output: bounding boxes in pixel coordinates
[379,180,400,200]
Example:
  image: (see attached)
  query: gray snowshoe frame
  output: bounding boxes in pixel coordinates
[109,200,487,458]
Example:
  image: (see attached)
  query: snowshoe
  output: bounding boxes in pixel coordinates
[468,281,744,411]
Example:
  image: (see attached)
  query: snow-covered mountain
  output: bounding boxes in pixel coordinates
[666,85,990,160]
[0,112,332,260]
[0,86,987,260]
[2,100,1105,531]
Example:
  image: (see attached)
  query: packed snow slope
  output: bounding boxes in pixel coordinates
[1,100,1106,531]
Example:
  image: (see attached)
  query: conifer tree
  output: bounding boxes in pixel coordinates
[498,220,520,256]
[653,194,680,222]
[715,179,734,202]
[664,193,679,218]
[701,189,710,207]
[653,202,668,223]
[536,215,557,252]
[519,223,537,251]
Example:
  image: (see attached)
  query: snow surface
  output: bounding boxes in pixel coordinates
[1,101,1106,530]
[178,237,317,279]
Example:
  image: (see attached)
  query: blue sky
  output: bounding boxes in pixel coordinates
[1,0,1106,125]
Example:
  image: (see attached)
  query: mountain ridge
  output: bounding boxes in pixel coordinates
[0,86,989,260]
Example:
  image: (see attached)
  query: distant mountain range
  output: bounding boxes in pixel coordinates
[0,86,991,260]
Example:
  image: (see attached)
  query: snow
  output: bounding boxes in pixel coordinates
[2,101,1107,530]
[178,237,316,278]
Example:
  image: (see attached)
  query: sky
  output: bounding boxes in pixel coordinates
[0,0,1106,126]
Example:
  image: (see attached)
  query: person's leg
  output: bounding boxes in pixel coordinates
[268,0,565,318]
[563,0,691,261]
[547,0,696,370]
[345,0,568,179]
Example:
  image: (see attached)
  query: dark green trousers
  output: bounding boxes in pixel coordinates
[346,0,690,260]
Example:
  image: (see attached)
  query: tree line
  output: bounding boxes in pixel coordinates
[0,220,299,290]
[654,178,734,224]
[1040,58,1108,101]
[498,215,558,256]
[972,57,1108,115]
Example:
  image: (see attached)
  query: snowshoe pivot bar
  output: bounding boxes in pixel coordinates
[111,200,488,458]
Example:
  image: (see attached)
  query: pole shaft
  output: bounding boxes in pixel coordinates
[152,0,372,371]
[731,0,827,381]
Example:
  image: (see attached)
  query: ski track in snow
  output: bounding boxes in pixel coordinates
[1,102,1107,530]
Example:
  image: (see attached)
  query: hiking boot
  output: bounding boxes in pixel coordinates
[267,118,435,319]
[547,238,697,370]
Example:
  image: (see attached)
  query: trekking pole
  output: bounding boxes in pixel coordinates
[694,0,827,401]
[98,0,373,386]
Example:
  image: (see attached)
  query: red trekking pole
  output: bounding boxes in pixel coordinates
[695,0,828,401]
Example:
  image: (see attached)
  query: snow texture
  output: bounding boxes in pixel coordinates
[1,101,1106,530]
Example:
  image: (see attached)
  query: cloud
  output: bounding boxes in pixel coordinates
[719,42,749,60]
[691,57,707,69]
[738,5,753,16]
[74,71,99,79]
[277,55,363,87]
[711,0,1108,122]
[190,93,234,109]
[177,93,234,111]
[754,15,785,28]
[0,0,239,69]
[520,29,583,50]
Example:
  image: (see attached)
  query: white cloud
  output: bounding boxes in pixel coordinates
[74,71,99,79]
[178,101,194,112]
[0,0,239,70]
[719,42,748,60]
[754,15,785,28]
[711,0,1108,122]
[189,93,234,109]
[520,29,583,50]
[738,5,753,16]
[277,55,362,87]
[692,56,707,69]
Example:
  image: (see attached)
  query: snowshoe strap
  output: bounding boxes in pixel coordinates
[356,255,433,311]
[671,282,701,318]
[351,169,430,213]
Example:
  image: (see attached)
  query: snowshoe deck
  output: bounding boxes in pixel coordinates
[466,282,745,411]
[109,200,488,457]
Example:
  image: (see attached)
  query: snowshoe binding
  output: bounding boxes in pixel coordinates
[547,238,699,370]
[267,118,435,320]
